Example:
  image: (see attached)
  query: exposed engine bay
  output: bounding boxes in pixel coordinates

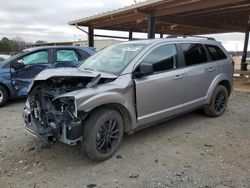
[24,75,115,145]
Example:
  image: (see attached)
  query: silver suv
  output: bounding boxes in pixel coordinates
[24,37,233,161]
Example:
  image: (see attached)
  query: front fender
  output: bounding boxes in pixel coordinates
[0,70,16,97]
[205,73,232,104]
[77,92,137,130]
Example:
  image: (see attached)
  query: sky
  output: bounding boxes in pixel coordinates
[0,0,248,51]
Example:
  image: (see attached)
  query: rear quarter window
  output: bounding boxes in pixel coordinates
[206,45,227,61]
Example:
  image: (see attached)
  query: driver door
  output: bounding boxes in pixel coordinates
[12,50,52,96]
[134,44,186,126]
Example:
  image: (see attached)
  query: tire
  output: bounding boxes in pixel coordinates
[0,85,8,107]
[203,85,228,117]
[81,108,124,161]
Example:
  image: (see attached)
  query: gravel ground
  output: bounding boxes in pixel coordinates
[0,91,250,188]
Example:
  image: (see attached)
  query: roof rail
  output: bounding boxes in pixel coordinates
[166,35,216,41]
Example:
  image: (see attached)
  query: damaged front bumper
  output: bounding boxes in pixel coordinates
[23,99,84,146]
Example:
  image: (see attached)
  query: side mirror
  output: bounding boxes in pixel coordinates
[11,59,25,70]
[134,63,154,78]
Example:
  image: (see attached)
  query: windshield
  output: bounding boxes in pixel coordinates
[79,43,147,75]
[0,52,24,65]
[0,58,5,63]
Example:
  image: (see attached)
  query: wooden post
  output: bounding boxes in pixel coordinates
[129,31,133,41]
[148,13,156,39]
[88,27,94,47]
[241,18,250,71]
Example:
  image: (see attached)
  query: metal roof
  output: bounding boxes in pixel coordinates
[69,0,250,35]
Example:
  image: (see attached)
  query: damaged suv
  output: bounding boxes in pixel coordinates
[24,37,233,161]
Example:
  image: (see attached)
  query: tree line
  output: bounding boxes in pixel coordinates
[0,37,47,55]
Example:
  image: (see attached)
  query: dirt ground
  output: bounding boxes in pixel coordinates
[0,91,250,188]
[234,77,250,93]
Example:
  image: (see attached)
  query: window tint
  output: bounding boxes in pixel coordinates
[206,45,227,61]
[56,50,79,62]
[142,44,177,72]
[181,44,207,66]
[23,51,49,65]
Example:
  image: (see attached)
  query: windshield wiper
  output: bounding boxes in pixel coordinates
[83,67,96,72]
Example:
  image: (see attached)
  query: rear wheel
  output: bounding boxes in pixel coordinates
[81,108,124,161]
[203,85,228,117]
[0,85,8,107]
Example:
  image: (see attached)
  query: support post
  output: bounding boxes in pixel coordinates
[148,13,156,39]
[129,31,133,41]
[241,19,250,71]
[160,33,164,38]
[88,27,94,47]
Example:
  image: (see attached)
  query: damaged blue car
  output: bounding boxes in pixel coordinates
[0,46,95,107]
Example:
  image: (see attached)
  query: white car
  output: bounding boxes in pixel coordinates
[0,55,11,63]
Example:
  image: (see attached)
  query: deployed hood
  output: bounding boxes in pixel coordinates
[34,67,117,81]
[28,67,117,94]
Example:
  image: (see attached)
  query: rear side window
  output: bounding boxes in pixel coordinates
[206,45,227,61]
[56,50,79,62]
[181,43,207,66]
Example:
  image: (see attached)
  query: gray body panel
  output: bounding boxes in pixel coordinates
[24,38,233,145]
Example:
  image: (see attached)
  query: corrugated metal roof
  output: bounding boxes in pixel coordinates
[69,0,163,25]
[69,0,250,35]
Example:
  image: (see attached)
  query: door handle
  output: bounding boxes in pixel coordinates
[208,67,216,72]
[173,75,183,80]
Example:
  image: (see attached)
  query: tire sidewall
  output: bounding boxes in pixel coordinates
[84,109,124,161]
[0,85,8,107]
[210,85,228,116]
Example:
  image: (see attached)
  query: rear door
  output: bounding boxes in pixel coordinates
[12,49,52,96]
[134,43,186,126]
[179,43,218,111]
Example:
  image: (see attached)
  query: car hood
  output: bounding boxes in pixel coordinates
[34,67,117,81]
[28,67,117,94]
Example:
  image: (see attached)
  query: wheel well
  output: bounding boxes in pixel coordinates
[218,80,231,96]
[0,83,10,97]
[85,103,133,133]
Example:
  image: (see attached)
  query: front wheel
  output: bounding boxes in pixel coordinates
[203,85,228,117]
[81,108,124,161]
[0,85,8,107]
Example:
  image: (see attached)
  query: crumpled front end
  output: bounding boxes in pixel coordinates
[23,73,116,145]
[24,83,84,145]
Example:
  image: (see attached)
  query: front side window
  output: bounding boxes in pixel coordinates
[142,44,177,72]
[79,43,147,75]
[182,44,207,66]
[22,51,49,65]
[56,50,79,62]
[206,45,227,61]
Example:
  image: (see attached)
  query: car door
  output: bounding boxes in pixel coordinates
[12,49,52,96]
[53,49,80,68]
[134,43,186,126]
[179,43,218,112]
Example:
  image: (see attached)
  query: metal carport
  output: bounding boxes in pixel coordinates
[69,0,250,70]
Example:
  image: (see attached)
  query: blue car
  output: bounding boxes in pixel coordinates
[0,46,95,106]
